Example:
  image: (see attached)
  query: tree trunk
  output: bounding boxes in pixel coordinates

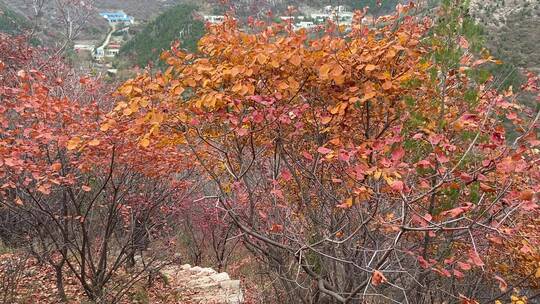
[54,265,67,302]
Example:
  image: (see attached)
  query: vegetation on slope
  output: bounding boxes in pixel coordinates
[119,4,205,68]
[0,1,29,35]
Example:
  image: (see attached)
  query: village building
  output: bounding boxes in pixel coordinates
[99,11,134,25]
[203,15,225,24]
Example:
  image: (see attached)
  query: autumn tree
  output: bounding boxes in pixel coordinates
[0,33,196,303]
[107,1,540,303]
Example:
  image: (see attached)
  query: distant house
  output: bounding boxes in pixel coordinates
[280,16,295,22]
[203,15,225,24]
[105,44,121,57]
[294,21,316,30]
[74,40,96,51]
[311,13,330,23]
[100,11,134,24]
[92,47,105,60]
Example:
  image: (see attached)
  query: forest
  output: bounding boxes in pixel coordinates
[0,0,539,303]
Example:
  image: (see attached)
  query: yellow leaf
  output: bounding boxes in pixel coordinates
[119,84,133,96]
[123,107,133,116]
[373,170,382,181]
[277,82,289,91]
[319,64,331,80]
[100,123,110,132]
[88,139,100,146]
[535,267,540,278]
[140,137,150,148]
[139,98,149,108]
[321,116,332,125]
[336,197,353,209]
[382,81,392,90]
[365,64,377,72]
[290,55,301,66]
[256,53,268,65]
[67,137,81,150]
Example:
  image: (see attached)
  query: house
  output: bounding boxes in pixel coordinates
[280,16,295,22]
[203,15,225,24]
[105,44,121,57]
[92,47,105,60]
[294,21,316,30]
[100,11,134,24]
[311,13,330,23]
[73,40,96,51]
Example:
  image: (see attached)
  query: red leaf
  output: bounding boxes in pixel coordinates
[317,146,332,154]
[37,184,51,195]
[440,203,472,218]
[302,151,314,161]
[391,147,405,162]
[281,170,292,181]
[487,235,503,245]
[453,269,464,279]
[390,180,404,192]
[371,270,387,286]
[468,251,485,267]
[269,223,283,233]
[494,275,508,292]
[457,261,471,271]
[417,256,430,269]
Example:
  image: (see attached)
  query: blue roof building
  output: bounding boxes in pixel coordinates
[100,11,134,24]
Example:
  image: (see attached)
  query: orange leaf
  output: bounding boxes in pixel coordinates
[319,64,331,79]
[140,138,150,148]
[15,197,23,206]
[81,185,91,192]
[67,137,81,150]
[51,162,62,171]
[37,184,51,195]
[365,64,377,72]
[336,198,353,209]
[371,270,386,286]
[256,53,268,65]
[290,55,301,66]
[519,189,534,201]
[269,223,283,233]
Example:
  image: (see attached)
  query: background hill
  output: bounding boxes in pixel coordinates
[0,1,30,35]
[118,4,204,68]
[470,0,540,73]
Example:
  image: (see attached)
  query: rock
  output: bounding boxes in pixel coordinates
[161,264,244,303]
[210,272,230,282]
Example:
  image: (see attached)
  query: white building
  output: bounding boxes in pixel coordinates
[294,21,316,30]
[99,11,134,25]
[74,42,96,52]
[203,15,225,24]
[93,47,105,60]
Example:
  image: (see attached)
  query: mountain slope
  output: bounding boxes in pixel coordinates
[470,0,540,73]
[119,3,204,68]
[0,1,30,35]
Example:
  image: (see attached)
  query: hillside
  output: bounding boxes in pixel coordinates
[118,4,204,68]
[470,0,540,73]
[0,1,29,35]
